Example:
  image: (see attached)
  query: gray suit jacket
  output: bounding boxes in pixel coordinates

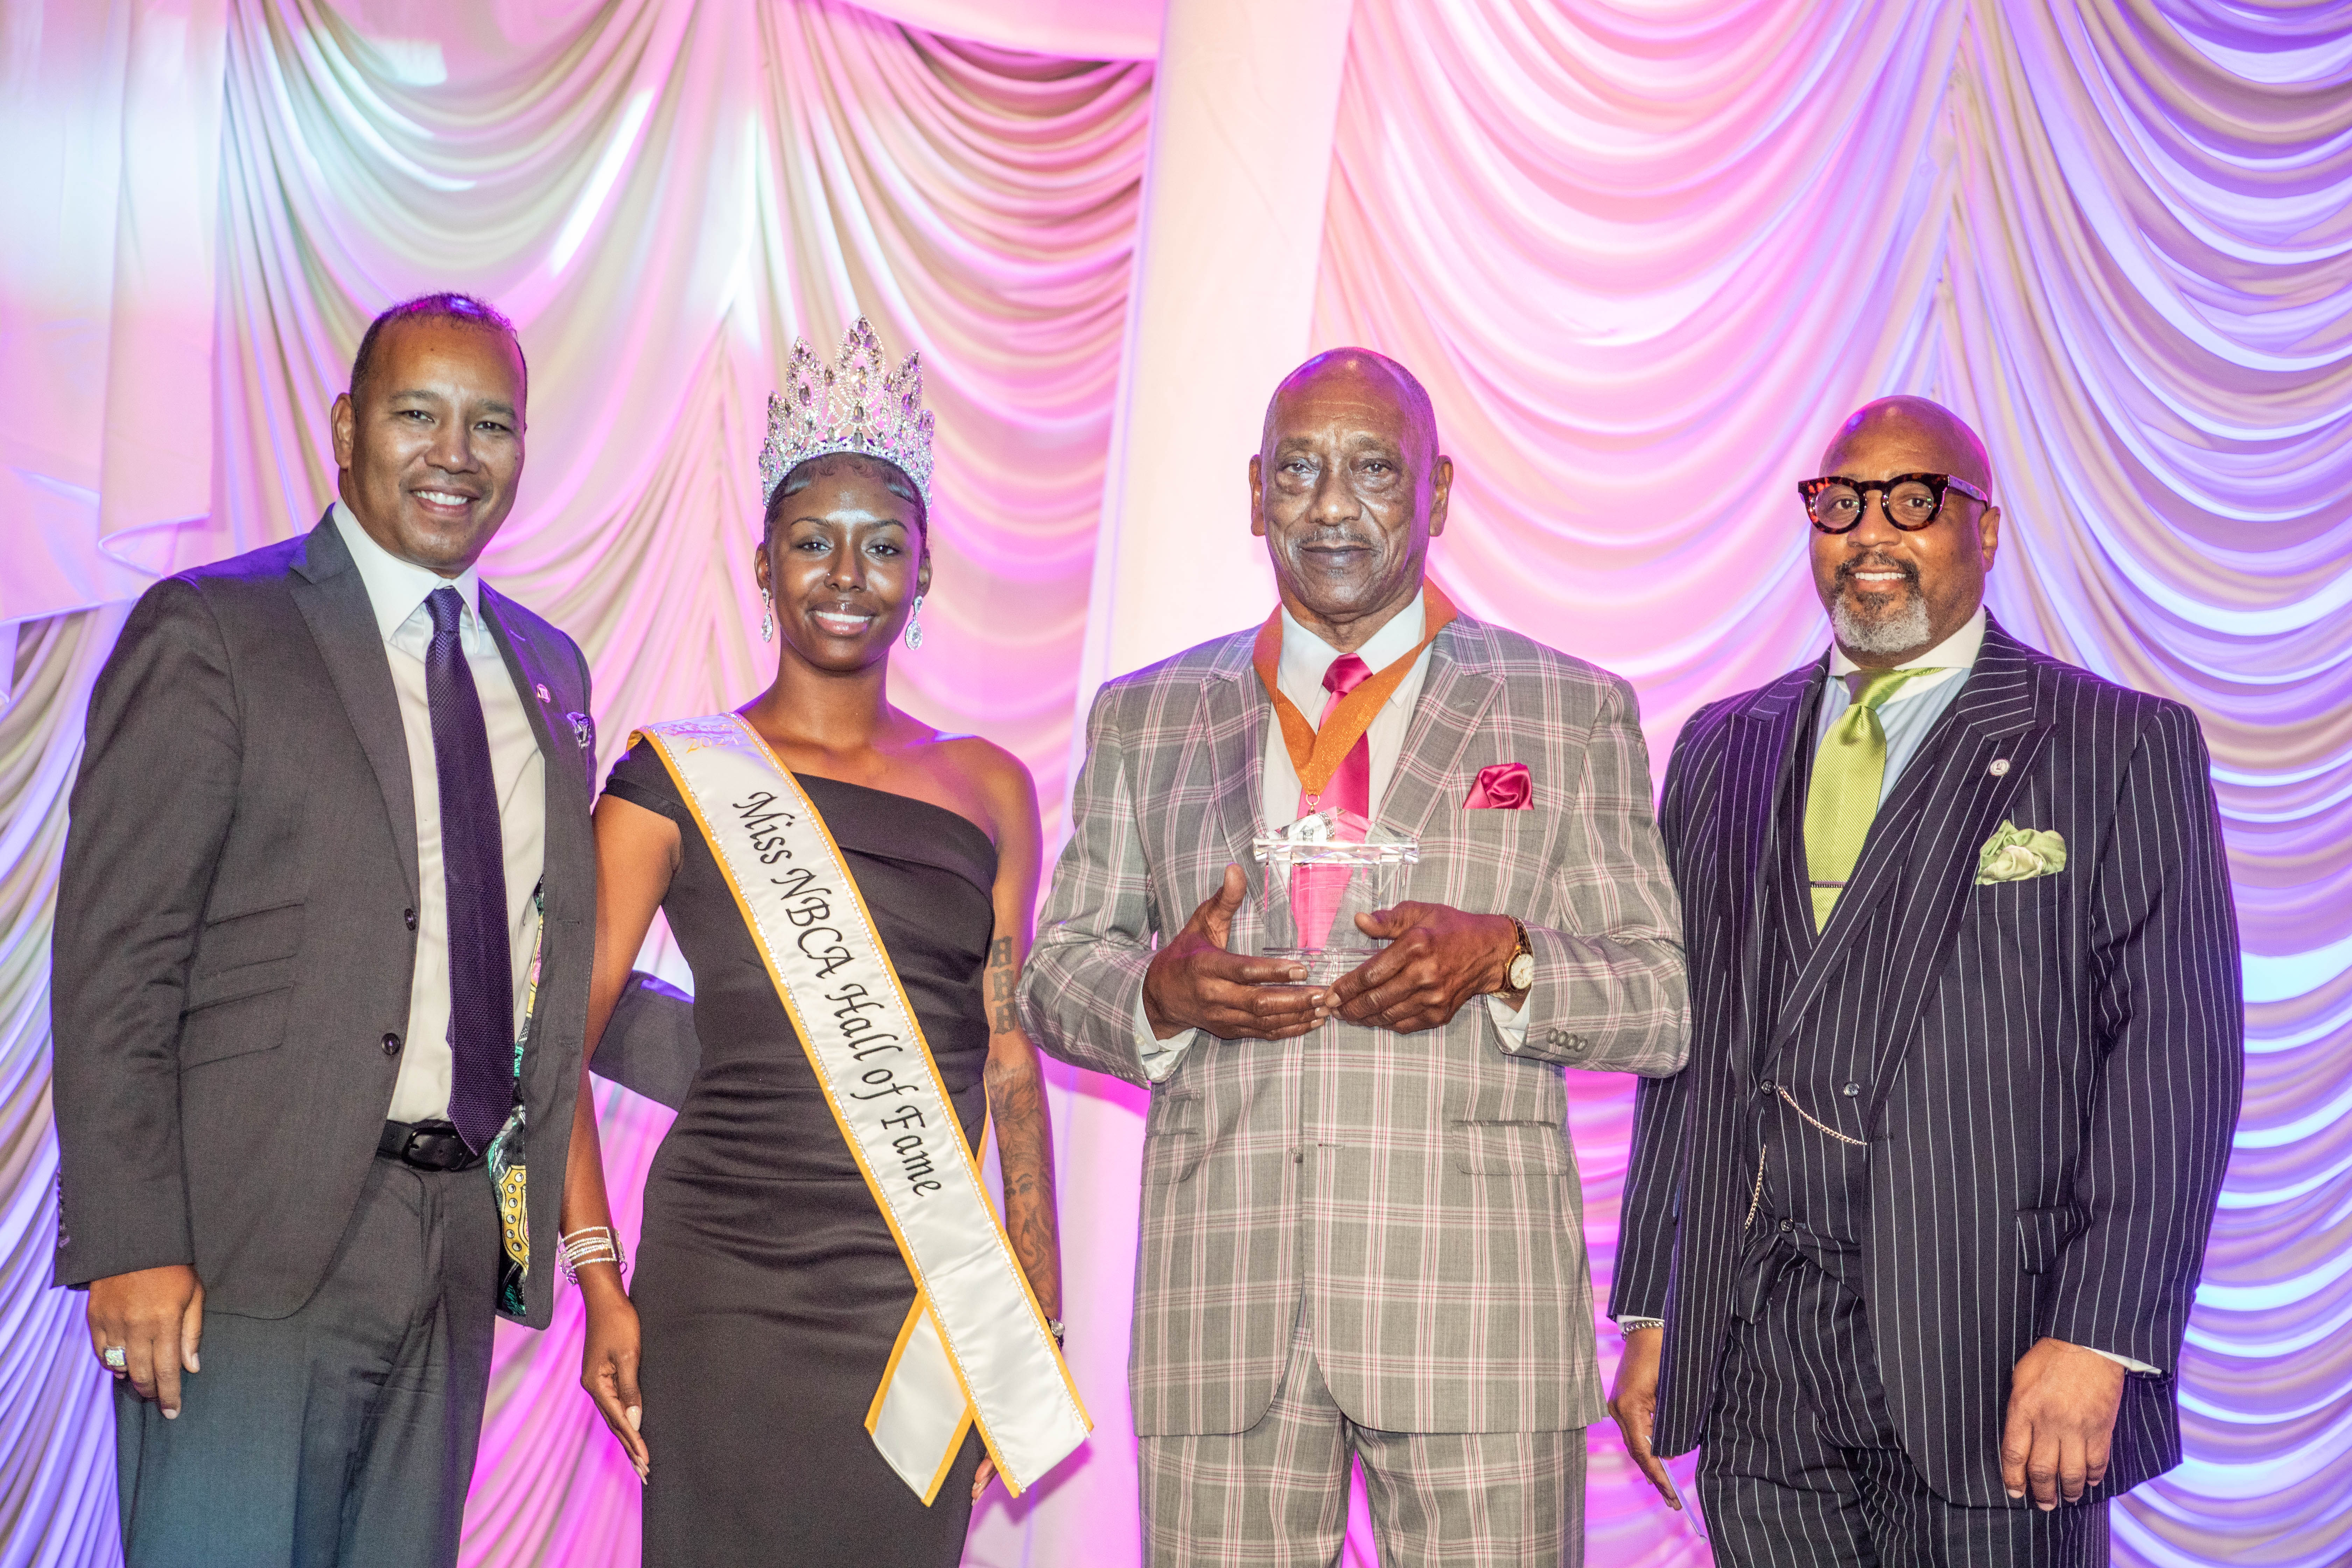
[1020,614,1689,1436]
[52,511,601,1329]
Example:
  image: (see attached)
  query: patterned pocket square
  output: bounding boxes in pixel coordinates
[1977,821,2066,884]
[1464,762,1532,810]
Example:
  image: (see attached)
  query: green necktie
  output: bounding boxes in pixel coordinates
[1803,668,1941,930]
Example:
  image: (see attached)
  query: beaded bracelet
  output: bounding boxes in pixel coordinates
[559,1225,626,1285]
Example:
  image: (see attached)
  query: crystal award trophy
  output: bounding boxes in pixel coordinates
[1251,808,1421,986]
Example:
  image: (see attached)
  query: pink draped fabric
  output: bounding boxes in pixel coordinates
[1,1,2347,1566]
[2,3,1150,1564]
[1315,3,2352,1564]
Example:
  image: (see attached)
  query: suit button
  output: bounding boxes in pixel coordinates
[1758,1079,1776,1095]
[403,908,417,931]
[1842,1082,1861,1097]
[382,1032,402,1057]
[1778,1218,1794,1233]
[1564,1035,1588,1055]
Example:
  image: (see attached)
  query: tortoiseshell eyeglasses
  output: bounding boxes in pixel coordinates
[1798,471,1992,534]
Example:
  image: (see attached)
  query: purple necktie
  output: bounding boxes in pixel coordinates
[426,587,514,1152]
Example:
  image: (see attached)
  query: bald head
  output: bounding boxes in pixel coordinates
[1262,350,1440,471]
[1807,394,2003,668]
[1250,348,1453,653]
[1821,396,1993,493]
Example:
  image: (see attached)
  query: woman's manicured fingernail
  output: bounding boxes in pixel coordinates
[626,1407,642,1431]
[163,1408,177,1420]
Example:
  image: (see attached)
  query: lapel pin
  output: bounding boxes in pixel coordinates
[1989,758,2010,776]
[535,684,552,703]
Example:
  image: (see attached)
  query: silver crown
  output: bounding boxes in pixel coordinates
[758,317,935,507]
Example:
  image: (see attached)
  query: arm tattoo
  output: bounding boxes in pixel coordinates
[987,1048,1062,1317]
[986,936,1020,1035]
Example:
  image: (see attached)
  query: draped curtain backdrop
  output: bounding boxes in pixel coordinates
[1,1,2345,1565]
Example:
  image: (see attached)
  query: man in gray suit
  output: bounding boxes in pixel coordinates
[1020,349,1688,1565]
[51,293,672,1567]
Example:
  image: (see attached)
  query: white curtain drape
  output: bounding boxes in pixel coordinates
[2,1,2346,1565]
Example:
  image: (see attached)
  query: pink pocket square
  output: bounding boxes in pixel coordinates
[1464,762,1532,810]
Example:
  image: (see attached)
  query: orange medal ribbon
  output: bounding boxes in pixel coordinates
[1251,585,1459,800]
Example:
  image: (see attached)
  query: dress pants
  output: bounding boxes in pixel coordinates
[1140,1316,1584,1568]
[1698,1245,2110,1567]
[114,1154,502,1568]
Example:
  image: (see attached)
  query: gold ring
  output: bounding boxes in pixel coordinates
[101,1345,128,1372]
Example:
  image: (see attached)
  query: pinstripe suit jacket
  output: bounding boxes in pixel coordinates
[1021,614,1688,1436]
[1612,618,2242,1504]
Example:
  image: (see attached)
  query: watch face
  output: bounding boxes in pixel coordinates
[1508,952,1535,990]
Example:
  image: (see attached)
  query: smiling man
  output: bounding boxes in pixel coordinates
[1021,349,1688,1565]
[51,294,670,1567]
[1607,397,2243,1565]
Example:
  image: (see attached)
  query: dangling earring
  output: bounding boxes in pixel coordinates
[760,587,774,644]
[903,594,925,650]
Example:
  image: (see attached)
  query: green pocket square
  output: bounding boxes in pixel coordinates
[1977,821,2067,884]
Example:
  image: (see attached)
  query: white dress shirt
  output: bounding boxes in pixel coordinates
[332,504,546,1124]
[1136,590,1528,1081]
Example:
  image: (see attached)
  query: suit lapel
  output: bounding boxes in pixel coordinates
[288,509,419,904]
[479,589,589,1052]
[1726,662,1825,1076]
[1194,640,1268,893]
[1381,622,1502,846]
[1764,623,2052,1092]
[481,589,592,815]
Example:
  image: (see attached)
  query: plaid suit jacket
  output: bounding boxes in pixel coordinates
[1020,614,1689,1436]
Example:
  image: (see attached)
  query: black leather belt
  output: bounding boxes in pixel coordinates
[378,1119,485,1172]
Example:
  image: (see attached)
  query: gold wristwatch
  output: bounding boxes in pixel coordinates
[1502,917,1534,994]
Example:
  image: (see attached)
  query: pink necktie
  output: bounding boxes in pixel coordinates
[1291,654,1373,948]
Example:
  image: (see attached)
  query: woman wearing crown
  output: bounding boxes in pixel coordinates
[556,321,1087,1564]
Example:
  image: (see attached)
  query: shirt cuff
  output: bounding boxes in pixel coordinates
[2081,1345,2162,1377]
[1484,990,1531,1049]
[1134,995,1199,1083]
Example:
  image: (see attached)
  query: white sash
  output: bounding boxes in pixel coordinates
[637,715,1089,1500]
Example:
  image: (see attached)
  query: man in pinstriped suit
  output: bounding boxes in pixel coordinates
[1608,397,2242,1564]
[1020,350,1688,1564]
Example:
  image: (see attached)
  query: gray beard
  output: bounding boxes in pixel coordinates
[1831,588,1932,656]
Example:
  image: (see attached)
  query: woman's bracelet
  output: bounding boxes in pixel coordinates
[559,1225,626,1286]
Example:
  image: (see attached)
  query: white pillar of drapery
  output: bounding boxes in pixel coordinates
[95,0,230,580]
[1074,0,1358,710]
[976,7,1354,1568]
[0,0,224,624]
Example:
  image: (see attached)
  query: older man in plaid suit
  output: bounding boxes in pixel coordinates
[1020,349,1689,1566]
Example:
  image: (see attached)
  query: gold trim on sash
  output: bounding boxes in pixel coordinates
[634,715,1088,1499]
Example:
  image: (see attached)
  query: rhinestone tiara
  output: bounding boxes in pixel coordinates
[758,317,935,508]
